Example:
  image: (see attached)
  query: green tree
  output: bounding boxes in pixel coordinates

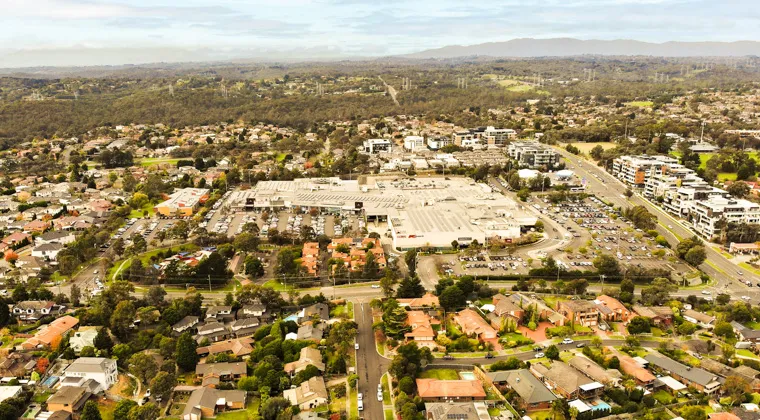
[113,400,137,420]
[545,344,560,360]
[175,332,199,371]
[593,254,620,276]
[94,328,113,350]
[128,353,158,384]
[382,299,410,339]
[724,375,751,405]
[627,316,652,335]
[714,321,736,340]
[81,401,102,420]
[259,397,292,420]
[149,371,177,400]
[684,246,707,266]
[681,406,706,420]
[439,285,465,311]
[396,276,424,298]
[110,301,136,340]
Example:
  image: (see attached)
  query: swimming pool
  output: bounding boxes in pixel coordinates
[460,372,476,380]
[592,402,611,411]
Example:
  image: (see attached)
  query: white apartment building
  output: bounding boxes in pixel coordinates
[362,139,392,154]
[403,136,425,151]
[61,357,118,393]
[506,141,560,169]
[452,126,516,147]
[691,197,760,239]
[427,136,451,150]
[611,155,678,187]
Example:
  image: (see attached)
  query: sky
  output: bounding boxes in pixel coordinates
[1,0,757,66]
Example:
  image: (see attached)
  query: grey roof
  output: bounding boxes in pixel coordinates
[301,303,329,321]
[198,321,227,335]
[644,353,724,387]
[231,318,260,330]
[35,243,64,252]
[297,324,324,341]
[65,357,115,373]
[172,315,199,330]
[47,386,90,408]
[424,402,490,420]
[533,361,594,395]
[195,362,247,377]
[490,369,556,404]
[732,321,760,339]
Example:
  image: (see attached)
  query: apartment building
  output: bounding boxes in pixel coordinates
[611,155,678,187]
[507,141,560,169]
[691,196,760,239]
[362,139,392,154]
[452,126,516,148]
[426,136,452,150]
[403,136,425,151]
[557,300,599,327]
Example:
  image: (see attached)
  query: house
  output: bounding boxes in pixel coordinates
[404,311,436,348]
[32,243,64,261]
[284,376,329,411]
[22,315,79,350]
[0,352,36,378]
[12,300,65,323]
[423,402,491,420]
[632,305,674,326]
[36,231,76,246]
[0,386,22,403]
[509,293,565,325]
[487,294,524,329]
[284,347,326,375]
[297,324,324,342]
[299,303,330,323]
[416,378,487,402]
[594,295,631,322]
[61,357,118,393]
[46,386,91,413]
[567,355,622,388]
[488,369,556,411]
[196,322,229,342]
[398,293,440,309]
[205,306,233,321]
[301,242,320,276]
[196,338,254,358]
[23,219,50,234]
[644,353,723,393]
[172,316,200,335]
[731,321,760,344]
[1,232,32,249]
[557,300,599,327]
[700,359,760,391]
[531,361,604,399]
[681,309,716,329]
[230,318,261,338]
[617,353,656,386]
[453,309,501,350]
[69,327,99,354]
[182,387,246,420]
[239,299,267,318]
[195,362,247,387]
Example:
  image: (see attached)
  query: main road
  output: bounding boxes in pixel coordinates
[554,146,758,299]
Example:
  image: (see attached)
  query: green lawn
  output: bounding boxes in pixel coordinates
[653,390,675,405]
[529,410,553,420]
[382,373,391,402]
[215,400,260,420]
[137,157,180,167]
[718,173,738,182]
[262,279,291,291]
[751,393,760,404]
[745,321,760,329]
[737,349,760,360]
[32,392,51,403]
[384,410,394,420]
[418,369,460,380]
[128,202,156,219]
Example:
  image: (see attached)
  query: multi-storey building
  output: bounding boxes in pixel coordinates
[507,141,560,169]
[611,155,678,187]
[691,196,760,239]
[403,135,425,151]
[362,138,392,154]
[452,126,516,148]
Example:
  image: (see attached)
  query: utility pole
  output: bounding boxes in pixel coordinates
[208,274,212,292]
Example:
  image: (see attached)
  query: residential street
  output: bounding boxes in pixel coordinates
[356,302,389,420]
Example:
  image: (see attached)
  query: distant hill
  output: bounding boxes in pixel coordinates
[403,38,760,59]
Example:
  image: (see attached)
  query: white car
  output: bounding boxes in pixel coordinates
[371,285,380,289]
[701,290,711,295]
[355,343,359,350]
[562,338,574,344]
[377,392,383,402]
[535,352,545,358]
[358,400,364,411]
[742,296,751,301]
[378,384,382,392]
[358,393,363,401]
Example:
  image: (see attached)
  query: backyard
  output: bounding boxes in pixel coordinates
[418,369,460,381]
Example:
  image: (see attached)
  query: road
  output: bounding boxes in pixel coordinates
[554,146,760,300]
[378,76,400,106]
[356,302,389,420]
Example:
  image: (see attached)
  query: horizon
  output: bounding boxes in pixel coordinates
[3,0,760,67]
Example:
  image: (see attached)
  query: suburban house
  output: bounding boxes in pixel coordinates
[46,386,91,413]
[239,300,267,318]
[172,316,200,335]
[453,309,501,350]
[299,303,330,323]
[487,294,525,329]
[488,369,556,411]
[284,347,326,375]
[681,309,716,329]
[632,306,673,326]
[398,293,440,309]
[205,306,233,321]
[182,387,246,420]
[230,318,261,338]
[557,300,599,327]
[0,386,22,404]
[644,353,723,393]
[423,402,491,420]
[297,324,325,342]
[509,293,565,325]
[731,321,760,344]
[594,295,631,322]
[404,311,436,348]
[0,353,36,378]
[31,243,64,261]
[567,356,622,388]
[12,300,65,323]
[700,359,760,391]
[195,362,247,387]
[61,357,118,393]
[416,378,487,402]
[531,361,604,399]
[196,322,229,342]
[69,327,99,354]
[21,315,79,350]
[196,338,254,359]
[283,376,329,411]
[23,219,50,234]
[617,353,656,386]
[36,230,76,246]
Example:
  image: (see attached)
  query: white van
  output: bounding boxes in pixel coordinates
[357,400,364,411]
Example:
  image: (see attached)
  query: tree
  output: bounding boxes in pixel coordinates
[724,375,751,405]
[146,286,166,307]
[382,299,410,339]
[389,342,432,379]
[244,256,265,278]
[714,321,736,340]
[379,269,397,298]
[684,246,707,266]
[398,376,415,394]
[149,371,177,400]
[396,276,424,298]
[175,332,199,371]
[110,300,136,340]
[113,400,137,420]
[80,346,97,357]
[590,145,605,160]
[404,249,418,277]
[593,254,620,276]
[625,188,633,198]
[129,353,158,384]
[128,402,159,420]
[627,316,652,335]
[640,278,677,305]
[362,251,380,279]
[727,181,751,198]
[259,397,292,420]
[439,285,465,311]
[545,344,560,360]
[681,406,706,420]
[81,402,102,420]
[70,284,81,307]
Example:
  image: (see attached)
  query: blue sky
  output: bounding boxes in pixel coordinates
[1,0,757,65]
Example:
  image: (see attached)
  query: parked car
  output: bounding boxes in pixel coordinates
[377,392,383,402]
[576,342,586,348]
[485,353,494,359]
[535,352,545,358]
[562,338,574,344]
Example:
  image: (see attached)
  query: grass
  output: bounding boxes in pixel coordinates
[651,327,665,337]
[739,262,760,277]
[349,388,358,419]
[745,321,760,329]
[737,349,760,360]
[376,337,386,356]
[382,373,391,402]
[718,173,738,182]
[262,279,291,291]
[751,393,760,404]
[528,409,553,420]
[418,369,460,380]
[215,400,261,420]
[128,202,156,219]
[98,400,117,420]
[32,392,51,403]
[653,389,675,405]
[624,101,654,108]
[137,157,180,167]
[567,142,617,155]
[329,386,347,414]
